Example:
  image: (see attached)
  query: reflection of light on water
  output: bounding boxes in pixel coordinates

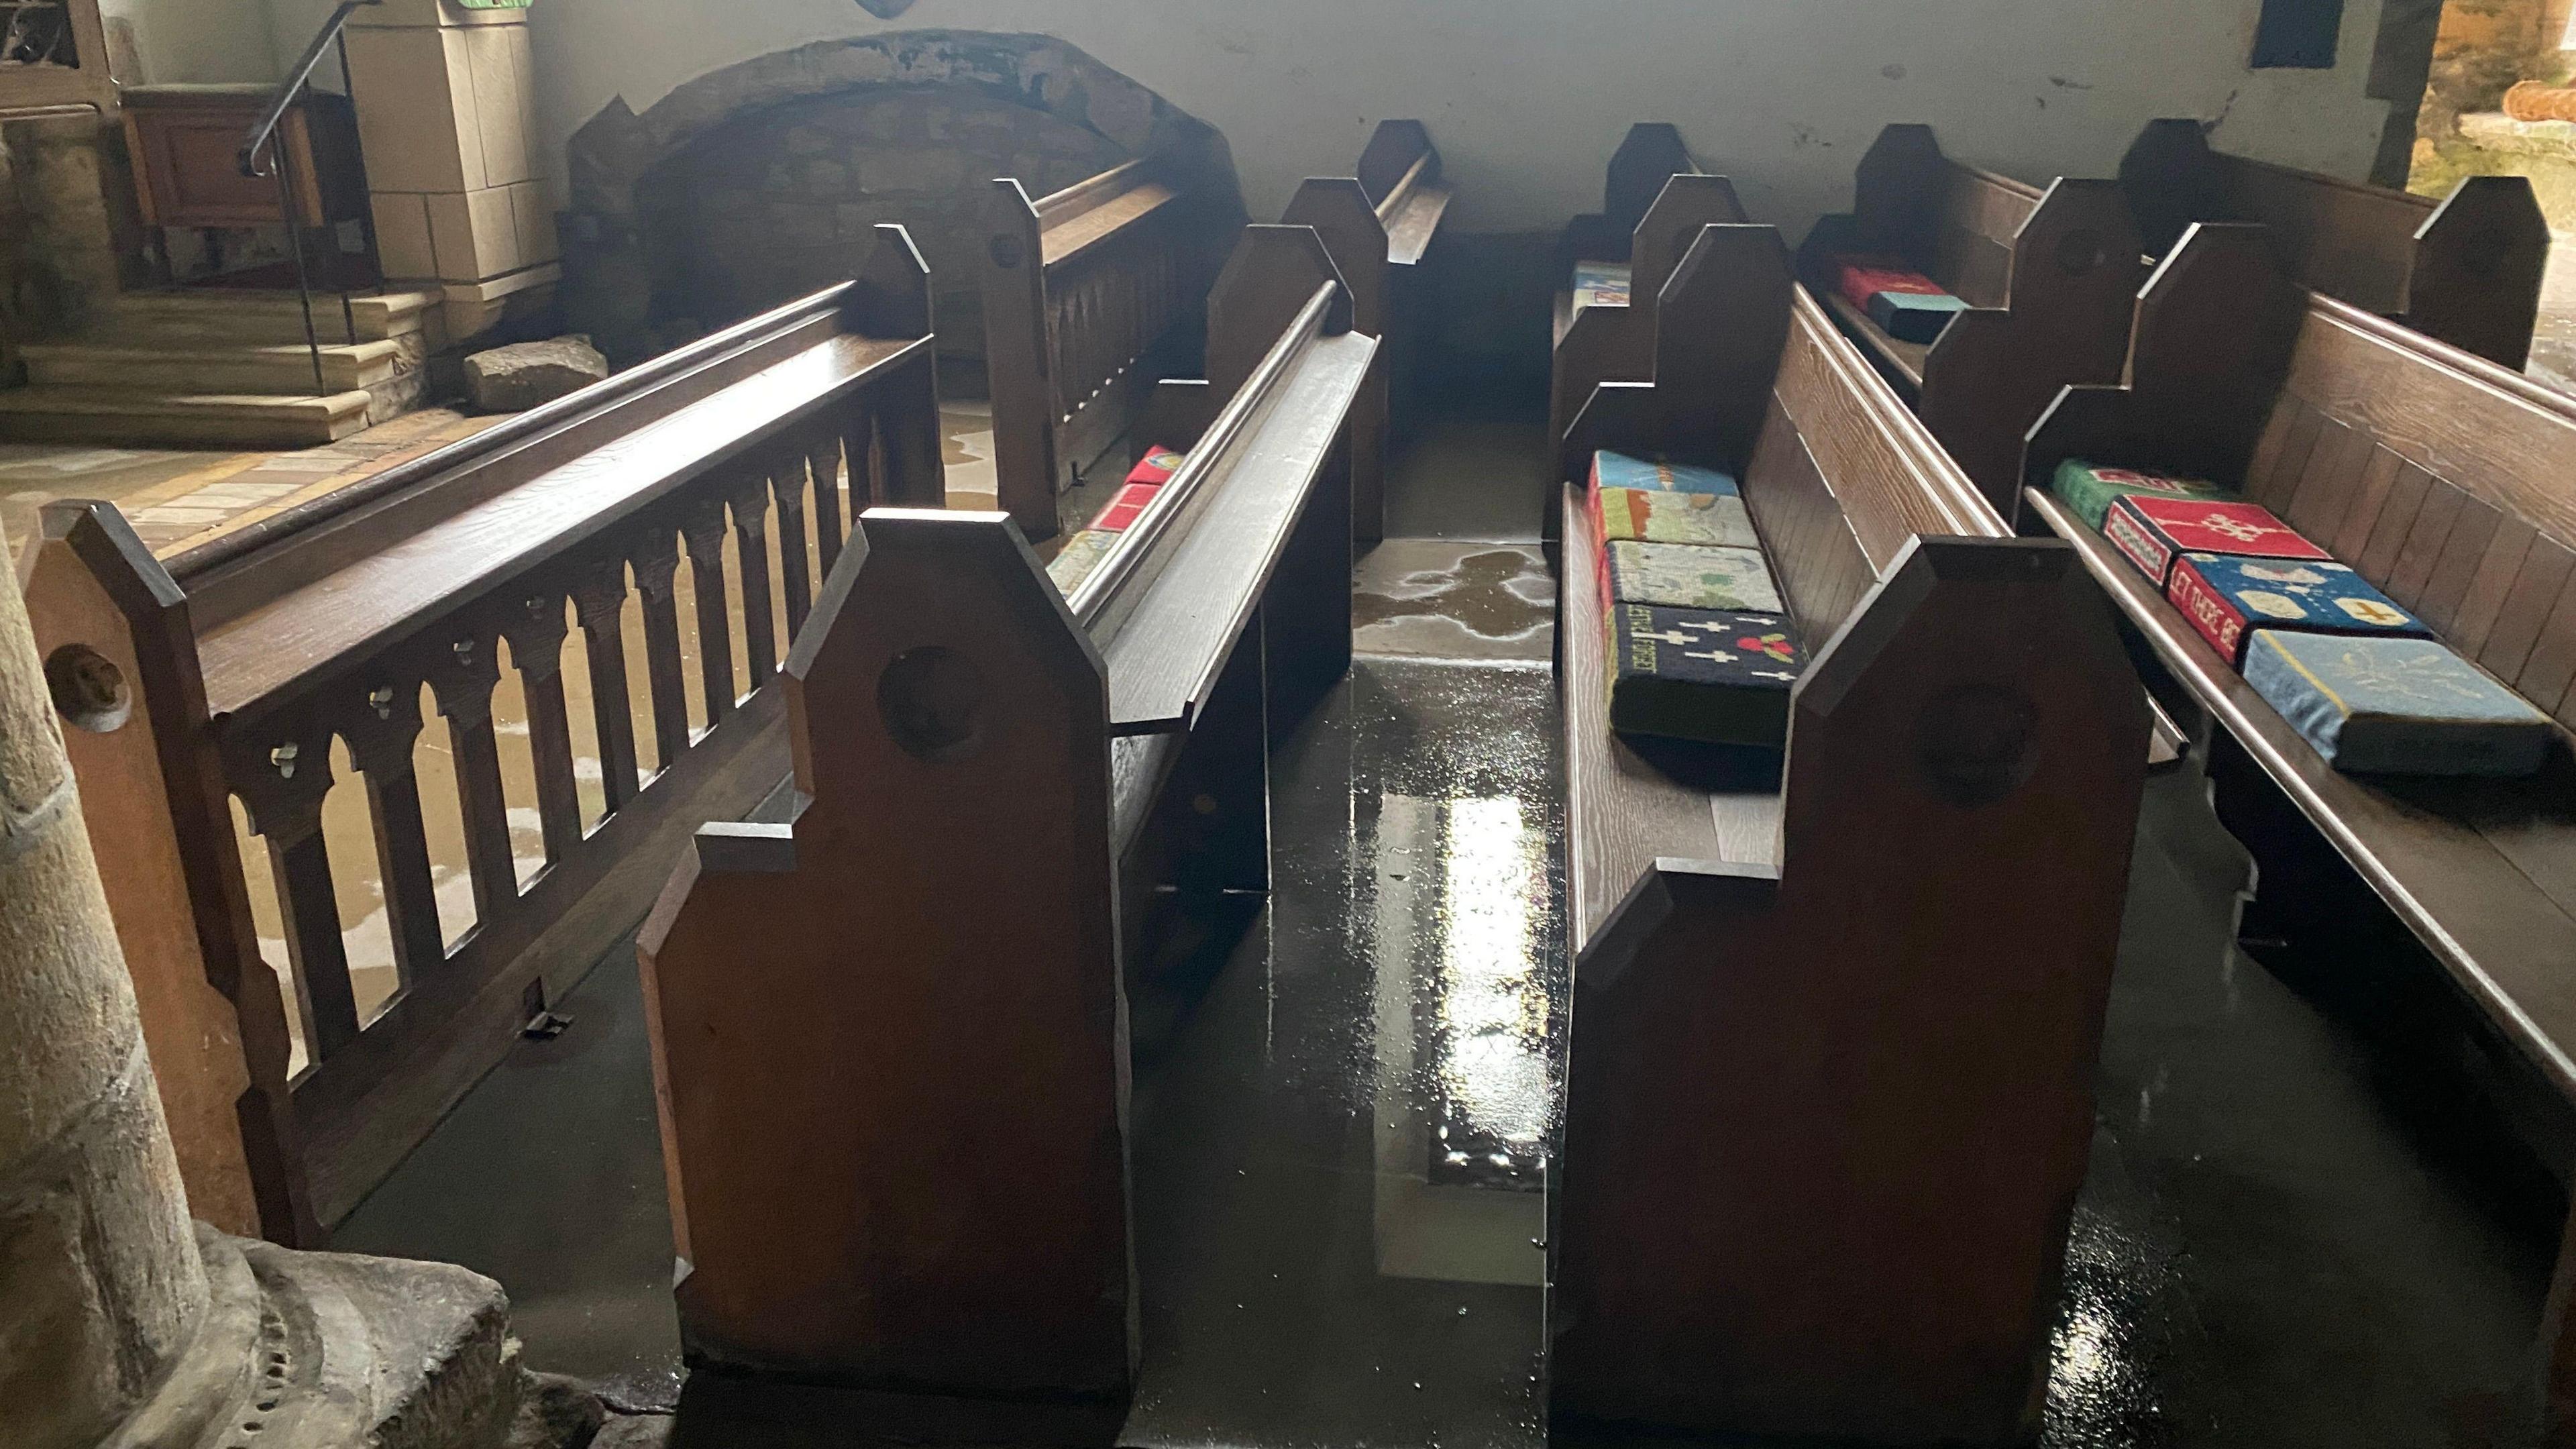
[1438,796,1547,1148]
[2053,1305,2112,1394]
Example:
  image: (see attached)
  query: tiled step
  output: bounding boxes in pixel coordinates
[21,337,415,394]
[108,288,441,346]
[0,386,375,447]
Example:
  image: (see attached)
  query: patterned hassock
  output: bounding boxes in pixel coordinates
[2244,632,2553,777]
[1572,262,1632,315]
[2167,553,2429,665]
[2104,496,2326,588]
[1609,602,1807,746]
[1594,487,1759,549]
[1605,540,1784,614]
[1591,450,1738,497]
[1835,255,1969,343]
[1046,529,1121,595]
[1091,482,1161,532]
[1128,445,1185,488]
[2050,459,2235,531]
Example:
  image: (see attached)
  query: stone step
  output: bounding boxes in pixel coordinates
[0,385,375,448]
[21,337,413,394]
[109,286,441,345]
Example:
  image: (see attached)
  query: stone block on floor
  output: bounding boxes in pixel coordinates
[466,335,608,413]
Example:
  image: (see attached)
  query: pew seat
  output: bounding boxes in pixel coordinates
[2024,221,2576,1436]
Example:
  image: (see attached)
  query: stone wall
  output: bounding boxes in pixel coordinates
[631,87,1128,379]
[559,32,1237,380]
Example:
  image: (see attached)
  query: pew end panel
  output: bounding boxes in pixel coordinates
[21,231,946,1238]
[1553,122,1703,278]
[2021,222,2306,507]
[1553,218,2147,1441]
[2408,174,2553,374]
[1283,178,1393,544]
[1548,174,1752,449]
[1554,533,2146,1446]
[639,509,1136,1402]
[1916,178,2147,513]
[2119,116,2548,370]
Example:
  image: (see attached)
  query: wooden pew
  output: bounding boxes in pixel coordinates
[1547,171,1751,466]
[981,142,1246,540]
[637,226,1374,1413]
[1550,224,2147,1444]
[1796,123,2149,515]
[15,229,943,1243]
[2121,118,2549,371]
[1284,119,1454,544]
[2021,222,2576,1440]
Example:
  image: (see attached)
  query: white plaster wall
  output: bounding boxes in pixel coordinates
[525,0,2398,235]
[98,0,286,85]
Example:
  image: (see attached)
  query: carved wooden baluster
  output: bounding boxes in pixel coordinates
[726,470,779,684]
[341,678,445,983]
[808,433,847,575]
[630,525,692,770]
[877,363,947,508]
[500,591,584,861]
[767,448,814,641]
[426,630,517,921]
[572,557,642,814]
[680,498,737,724]
[843,410,880,513]
[226,720,361,1060]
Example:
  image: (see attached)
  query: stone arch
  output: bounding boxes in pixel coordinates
[560,30,1240,368]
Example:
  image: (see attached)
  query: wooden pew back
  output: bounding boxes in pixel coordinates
[983,141,1246,537]
[1554,224,2146,1443]
[2121,118,2550,369]
[15,229,943,1240]
[1797,123,2147,514]
[2033,221,2576,731]
[640,225,1374,1407]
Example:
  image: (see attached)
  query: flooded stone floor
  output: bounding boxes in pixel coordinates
[326,392,2557,1446]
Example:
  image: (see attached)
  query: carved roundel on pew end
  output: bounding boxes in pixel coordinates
[1915,682,2037,808]
[989,233,1025,271]
[45,643,130,734]
[2054,227,2108,278]
[878,645,987,762]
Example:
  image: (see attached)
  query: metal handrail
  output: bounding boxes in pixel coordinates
[236,0,382,396]
[237,0,377,181]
